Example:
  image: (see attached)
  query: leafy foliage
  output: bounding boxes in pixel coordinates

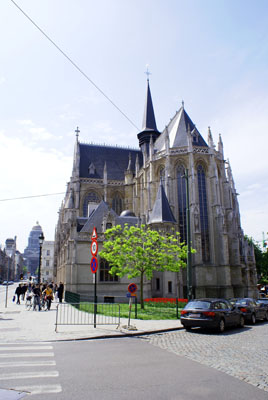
[99,224,194,308]
[246,236,268,283]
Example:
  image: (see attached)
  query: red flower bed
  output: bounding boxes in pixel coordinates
[144,298,188,304]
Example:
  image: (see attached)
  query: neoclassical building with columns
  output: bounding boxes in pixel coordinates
[54,80,257,301]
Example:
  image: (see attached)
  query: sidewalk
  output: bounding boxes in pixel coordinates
[0,299,183,343]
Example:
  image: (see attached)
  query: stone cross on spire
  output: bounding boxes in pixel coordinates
[144,64,151,81]
[75,126,80,139]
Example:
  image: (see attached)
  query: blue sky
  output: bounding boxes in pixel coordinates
[1,0,268,251]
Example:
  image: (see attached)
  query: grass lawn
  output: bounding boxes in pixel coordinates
[78,301,187,320]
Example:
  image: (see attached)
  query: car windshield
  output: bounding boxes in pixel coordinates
[185,301,211,310]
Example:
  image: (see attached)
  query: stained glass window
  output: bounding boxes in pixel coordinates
[197,165,210,262]
[112,193,123,215]
[177,165,187,243]
[83,192,100,217]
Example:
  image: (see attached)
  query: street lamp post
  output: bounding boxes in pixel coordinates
[38,233,45,285]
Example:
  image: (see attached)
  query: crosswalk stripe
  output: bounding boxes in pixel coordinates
[0,352,54,358]
[0,371,59,380]
[11,384,62,395]
[0,346,53,351]
[0,360,56,367]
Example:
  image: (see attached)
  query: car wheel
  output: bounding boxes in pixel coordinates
[239,316,245,328]
[251,313,256,324]
[218,318,225,333]
[185,326,192,331]
[265,312,268,322]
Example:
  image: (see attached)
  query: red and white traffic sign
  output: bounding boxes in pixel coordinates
[90,256,98,274]
[90,240,98,256]
[91,227,98,240]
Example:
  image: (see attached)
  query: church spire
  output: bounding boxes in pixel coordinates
[138,72,160,149]
[142,79,158,132]
[72,126,80,179]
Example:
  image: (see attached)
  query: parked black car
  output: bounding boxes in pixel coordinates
[180,298,244,333]
[257,298,268,314]
[230,298,268,324]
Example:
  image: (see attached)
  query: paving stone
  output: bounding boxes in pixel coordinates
[141,322,268,392]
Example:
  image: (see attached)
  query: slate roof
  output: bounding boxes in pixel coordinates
[149,184,176,224]
[79,201,138,233]
[79,143,143,180]
[80,201,117,233]
[155,106,208,152]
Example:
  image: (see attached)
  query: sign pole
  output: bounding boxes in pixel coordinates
[128,297,132,328]
[91,227,98,329]
[93,273,97,328]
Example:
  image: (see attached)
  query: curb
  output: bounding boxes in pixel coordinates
[48,326,184,342]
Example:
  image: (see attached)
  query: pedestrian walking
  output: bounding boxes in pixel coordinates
[21,284,27,301]
[57,282,64,303]
[32,285,41,311]
[15,284,22,304]
[43,284,53,310]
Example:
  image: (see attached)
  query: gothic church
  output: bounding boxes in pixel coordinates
[54,80,257,301]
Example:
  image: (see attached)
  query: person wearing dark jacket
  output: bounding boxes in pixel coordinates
[57,282,64,303]
[15,284,22,304]
[32,285,41,311]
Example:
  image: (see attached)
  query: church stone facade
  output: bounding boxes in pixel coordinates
[54,80,257,301]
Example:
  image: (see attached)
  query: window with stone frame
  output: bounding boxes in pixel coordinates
[197,164,210,262]
[177,165,187,243]
[99,259,119,282]
[112,193,123,215]
[83,192,100,217]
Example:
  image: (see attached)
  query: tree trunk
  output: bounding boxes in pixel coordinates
[140,271,144,309]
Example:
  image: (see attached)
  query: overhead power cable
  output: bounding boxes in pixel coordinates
[0,192,65,202]
[0,175,190,202]
[10,0,139,131]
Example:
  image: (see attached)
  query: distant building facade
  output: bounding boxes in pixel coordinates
[23,222,44,276]
[41,241,55,283]
[54,80,257,301]
[0,248,9,283]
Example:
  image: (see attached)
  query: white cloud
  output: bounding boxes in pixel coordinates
[29,127,54,141]
[0,77,6,85]
[18,119,34,126]
[0,131,72,251]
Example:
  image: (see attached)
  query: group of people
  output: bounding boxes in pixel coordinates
[14,281,64,311]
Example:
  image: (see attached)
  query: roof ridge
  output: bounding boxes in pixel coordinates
[79,141,140,151]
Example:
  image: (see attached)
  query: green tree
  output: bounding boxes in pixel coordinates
[246,236,268,283]
[99,224,194,309]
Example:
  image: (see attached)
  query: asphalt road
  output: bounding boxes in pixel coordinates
[0,331,267,400]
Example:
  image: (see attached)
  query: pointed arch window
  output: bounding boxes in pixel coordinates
[177,165,187,243]
[83,192,100,217]
[112,193,123,215]
[197,164,210,262]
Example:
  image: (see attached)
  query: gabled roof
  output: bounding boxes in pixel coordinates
[80,201,139,233]
[79,144,143,180]
[155,106,208,151]
[149,184,176,224]
[80,201,117,233]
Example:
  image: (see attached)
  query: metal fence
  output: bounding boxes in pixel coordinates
[55,302,120,332]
